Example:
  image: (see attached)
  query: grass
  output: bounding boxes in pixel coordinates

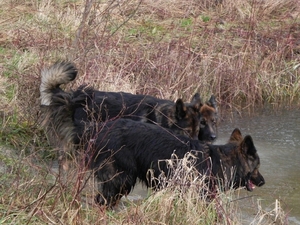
[0,148,287,224]
[0,0,298,224]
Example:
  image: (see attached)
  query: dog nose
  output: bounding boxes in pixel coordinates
[258,178,265,187]
[210,134,217,140]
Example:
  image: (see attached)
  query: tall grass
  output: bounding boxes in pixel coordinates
[1,0,299,147]
[1,0,299,111]
[0,146,287,224]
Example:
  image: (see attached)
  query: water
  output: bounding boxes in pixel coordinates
[214,108,300,224]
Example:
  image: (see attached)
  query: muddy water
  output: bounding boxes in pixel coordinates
[214,108,300,224]
[129,108,300,224]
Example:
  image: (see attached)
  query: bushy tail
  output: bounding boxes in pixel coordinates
[40,61,77,105]
[40,61,83,148]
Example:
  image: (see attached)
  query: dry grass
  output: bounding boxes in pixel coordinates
[0,148,288,224]
[0,0,298,224]
[1,0,299,143]
[1,0,299,111]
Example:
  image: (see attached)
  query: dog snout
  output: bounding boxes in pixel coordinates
[210,134,217,141]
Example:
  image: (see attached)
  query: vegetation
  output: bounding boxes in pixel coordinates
[0,0,298,224]
[0,147,288,224]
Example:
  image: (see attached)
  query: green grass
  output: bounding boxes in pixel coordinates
[180,18,193,28]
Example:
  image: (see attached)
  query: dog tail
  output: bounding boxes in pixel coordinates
[40,61,77,105]
[40,61,83,148]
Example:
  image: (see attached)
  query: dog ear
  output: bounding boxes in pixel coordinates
[175,99,187,119]
[190,93,203,111]
[206,95,217,111]
[242,135,257,156]
[229,128,243,142]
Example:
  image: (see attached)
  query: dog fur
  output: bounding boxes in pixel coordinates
[198,95,218,142]
[82,120,265,206]
[40,61,218,142]
[40,79,265,207]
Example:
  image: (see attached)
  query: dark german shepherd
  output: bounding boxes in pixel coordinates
[40,61,217,142]
[40,81,265,207]
[82,121,264,207]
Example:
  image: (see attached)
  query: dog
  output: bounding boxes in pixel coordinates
[40,61,218,142]
[40,81,265,207]
[82,121,265,207]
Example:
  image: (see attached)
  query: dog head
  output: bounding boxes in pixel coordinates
[173,94,202,140]
[198,95,218,143]
[228,128,265,191]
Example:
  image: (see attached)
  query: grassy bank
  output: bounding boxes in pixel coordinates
[0,0,298,224]
[0,147,287,224]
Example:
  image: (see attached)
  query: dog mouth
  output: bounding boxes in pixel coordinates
[245,179,256,191]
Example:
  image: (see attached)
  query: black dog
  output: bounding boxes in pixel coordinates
[40,62,264,207]
[78,120,265,206]
[40,61,218,142]
[40,86,265,207]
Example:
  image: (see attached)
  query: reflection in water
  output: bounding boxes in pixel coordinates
[215,109,300,224]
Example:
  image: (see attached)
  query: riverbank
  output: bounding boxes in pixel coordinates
[0,145,287,224]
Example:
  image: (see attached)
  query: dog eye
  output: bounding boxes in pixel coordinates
[200,120,206,125]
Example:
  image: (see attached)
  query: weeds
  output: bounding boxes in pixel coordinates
[0,147,287,224]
